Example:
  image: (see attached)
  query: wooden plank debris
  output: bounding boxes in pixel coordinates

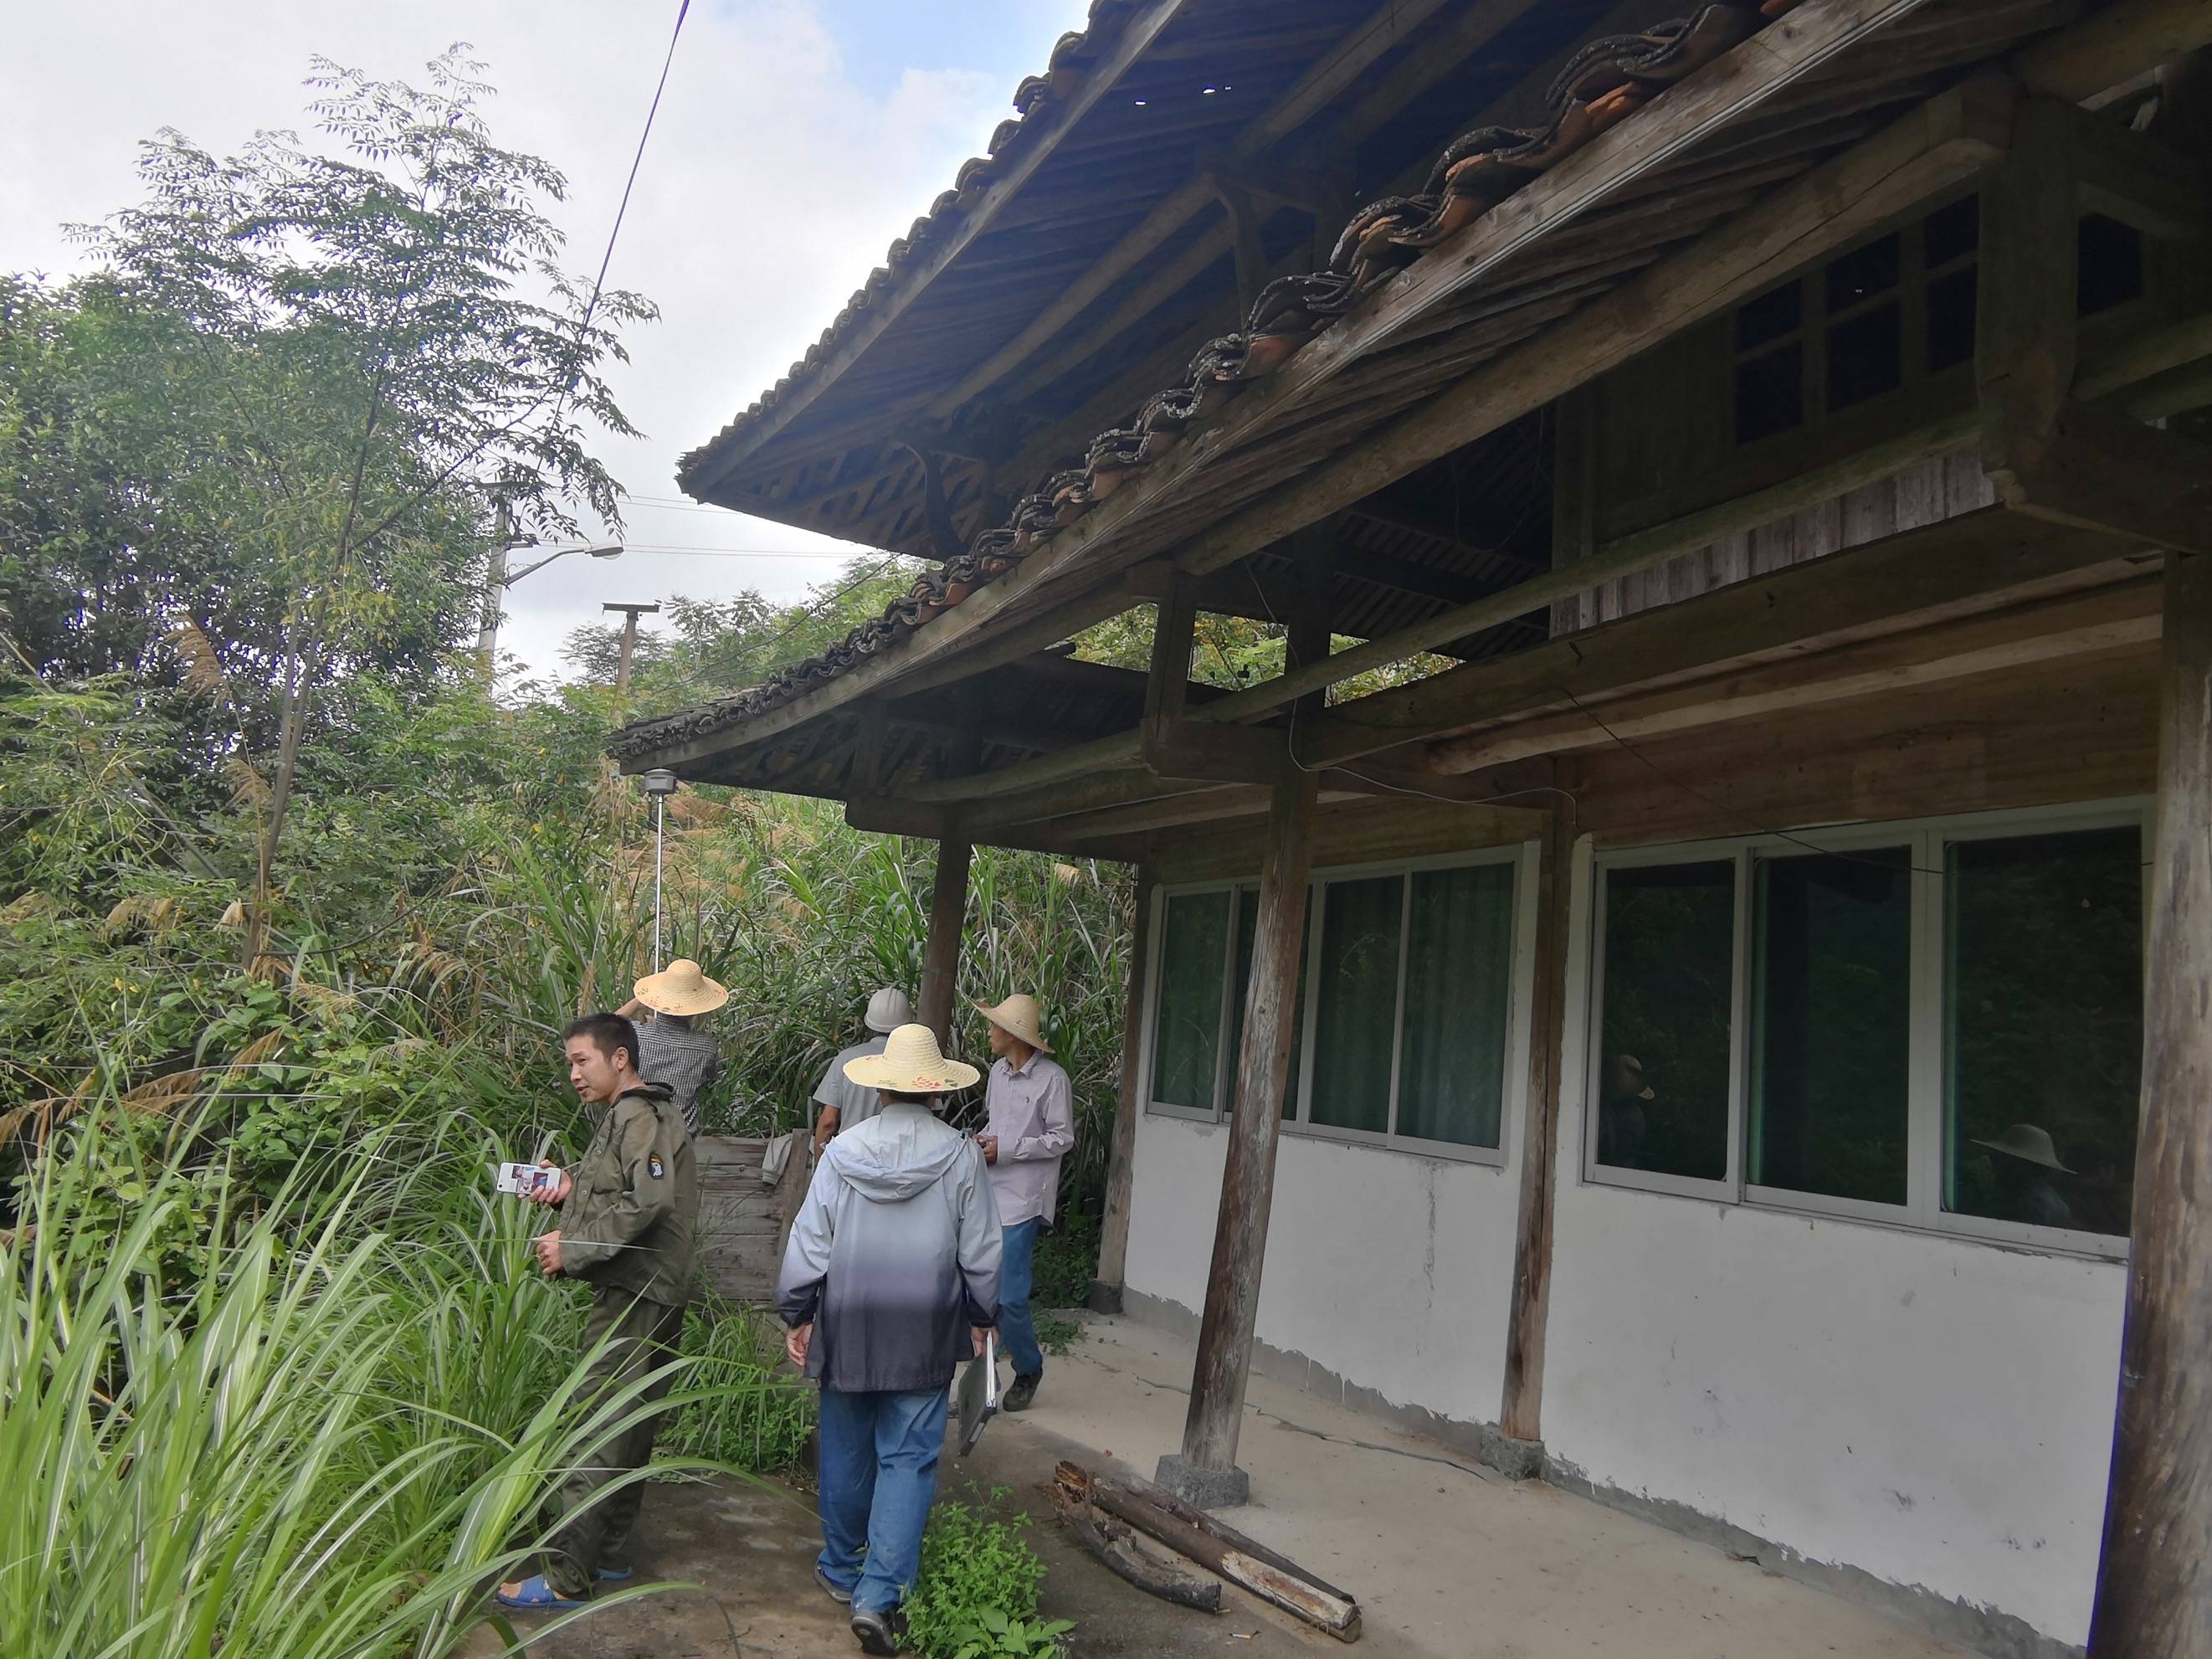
[1055,1462,1363,1641]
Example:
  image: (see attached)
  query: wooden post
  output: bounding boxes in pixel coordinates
[1091,863,1157,1314]
[603,601,661,696]
[1500,781,1574,1446]
[2086,552,2212,1657]
[1548,386,1598,637]
[1160,526,1327,1505]
[1977,96,2080,503]
[917,834,973,1045]
[1164,767,1317,1505]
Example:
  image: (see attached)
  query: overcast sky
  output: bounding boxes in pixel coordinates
[2,0,1091,682]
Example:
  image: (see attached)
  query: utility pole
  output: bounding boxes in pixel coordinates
[478,493,524,669]
[603,601,661,694]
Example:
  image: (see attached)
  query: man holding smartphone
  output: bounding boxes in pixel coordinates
[496,1011,697,1610]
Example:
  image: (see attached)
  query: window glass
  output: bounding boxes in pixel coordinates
[1750,849,1912,1205]
[2077,213,2144,316]
[1229,883,1309,1119]
[1825,233,1900,311]
[1926,268,1978,372]
[1945,827,2141,1235]
[1308,875,1405,1134]
[1151,891,1229,1110]
[1598,861,1736,1179]
[1733,345,1804,443]
[1922,194,1979,269]
[1398,864,1515,1148]
[1827,304,1903,411]
[1735,281,1801,352]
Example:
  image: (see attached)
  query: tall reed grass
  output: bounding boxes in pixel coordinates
[0,1110,723,1659]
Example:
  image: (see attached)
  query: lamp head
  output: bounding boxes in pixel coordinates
[639,768,680,798]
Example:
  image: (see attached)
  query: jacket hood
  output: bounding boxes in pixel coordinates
[823,1108,967,1203]
[613,1080,676,1108]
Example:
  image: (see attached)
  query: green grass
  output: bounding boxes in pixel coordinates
[657,1294,816,1474]
[905,1487,1069,1659]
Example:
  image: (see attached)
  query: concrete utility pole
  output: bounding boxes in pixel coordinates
[603,601,661,694]
[477,495,522,668]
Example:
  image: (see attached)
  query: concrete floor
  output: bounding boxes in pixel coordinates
[483,1314,1979,1659]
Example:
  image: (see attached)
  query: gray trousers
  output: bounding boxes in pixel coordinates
[541,1289,687,1597]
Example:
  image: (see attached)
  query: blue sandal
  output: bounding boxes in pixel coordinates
[598,1565,634,1583]
[495,1574,588,1610]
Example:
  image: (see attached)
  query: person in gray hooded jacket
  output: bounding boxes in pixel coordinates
[777,1023,1000,1655]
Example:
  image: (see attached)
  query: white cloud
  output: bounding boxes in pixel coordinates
[0,0,1090,681]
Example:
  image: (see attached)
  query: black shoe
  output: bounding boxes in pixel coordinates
[815,1564,854,1605]
[1003,1372,1042,1413]
[851,1606,906,1654]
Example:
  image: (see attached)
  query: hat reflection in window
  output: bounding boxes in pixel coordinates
[1972,1123,2075,1229]
[1598,1053,1656,1167]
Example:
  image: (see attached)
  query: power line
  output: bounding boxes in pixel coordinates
[577,0,690,350]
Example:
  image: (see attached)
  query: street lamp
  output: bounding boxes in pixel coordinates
[477,540,625,666]
[640,768,680,973]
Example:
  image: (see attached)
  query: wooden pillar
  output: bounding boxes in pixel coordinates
[1091,863,1157,1314]
[917,834,973,1044]
[2087,552,2212,1657]
[1162,522,1328,1505]
[1500,781,1575,1446]
[1168,768,1317,1499]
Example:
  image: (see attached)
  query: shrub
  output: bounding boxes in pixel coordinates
[657,1293,817,1474]
[905,1487,1071,1659]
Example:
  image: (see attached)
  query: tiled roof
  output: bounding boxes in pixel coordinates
[675,1,1156,484]
[613,0,1809,765]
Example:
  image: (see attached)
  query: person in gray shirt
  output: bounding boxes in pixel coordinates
[809,986,915,1154]
[619,959,726,1137]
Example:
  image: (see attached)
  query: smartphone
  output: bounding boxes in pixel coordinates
[494,1161,558,1197]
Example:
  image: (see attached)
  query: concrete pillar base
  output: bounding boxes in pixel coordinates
[1085,1280,1124,1316]
[1154,1453,1250,1509]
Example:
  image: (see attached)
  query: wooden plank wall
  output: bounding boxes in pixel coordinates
[1557,447,1998,632]
[695,1134,808,1303]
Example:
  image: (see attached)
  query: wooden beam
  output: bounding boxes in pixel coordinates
[1169,68,2014,585]
[1979,96,2081,502]
[687,0,1196,491]
[2014,0,2212,103]
[917,833,973,1044]
[1500,792,1573,1444]
[2077,315,2212,403]
[2086,548,2212,1657]
[1091,862,1156,1314]
[2070,101,2209,240]
[925,0,1469,418]
[1303,510,2147,766]
[1144,580,1197,740]
[1173,768,1317,1495]
[1191,408,1984,724]
[1429,578,2163,772]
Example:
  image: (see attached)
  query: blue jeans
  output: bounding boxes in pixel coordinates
[998,1217,1043,1379]
[816,1387,950,1615]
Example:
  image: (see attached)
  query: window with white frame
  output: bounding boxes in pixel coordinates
[1586,806,2144,1251]
[1143,850,1527,1160]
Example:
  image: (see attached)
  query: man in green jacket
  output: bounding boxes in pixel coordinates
[497,1012,698,1610]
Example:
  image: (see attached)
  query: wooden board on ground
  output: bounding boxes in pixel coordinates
[695,1134,808,1302]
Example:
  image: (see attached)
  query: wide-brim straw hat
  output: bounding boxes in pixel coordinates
[974,993,1052,1054]
[1973,1122,2073,1173]
[844,1023,980,1093]
[633,958,729,1017]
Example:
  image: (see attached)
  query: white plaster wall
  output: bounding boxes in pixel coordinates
[1544,1180,2122,1643]
[1543,846,2127,1647]
[1123,1114,1523,1430]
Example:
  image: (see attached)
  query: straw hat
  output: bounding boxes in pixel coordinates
[974,993,1052,1055]
[844,1023,980,1093]
[865,986,916,1034]
[633,958,728,1017]
[1973,1123,2073,1173]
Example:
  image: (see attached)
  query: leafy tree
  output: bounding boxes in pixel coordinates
[4,49,652,961]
